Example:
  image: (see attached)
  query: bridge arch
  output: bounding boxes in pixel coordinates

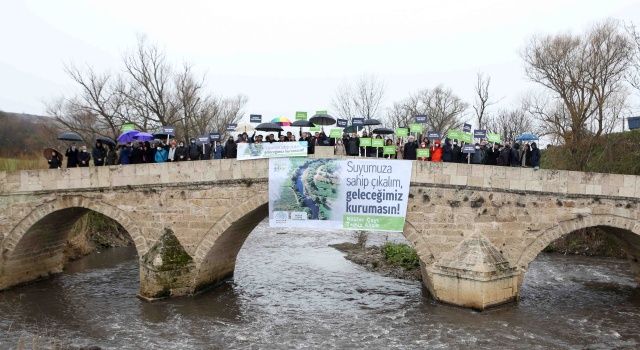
[0,196,148,290]
[516,214,640,271]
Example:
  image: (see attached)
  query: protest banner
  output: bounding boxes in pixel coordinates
[250,114,262,123]
[409,123,423,133]
[337,119,348,127]
[237,141,308,160]
[395,128,408,137]
[227,123,237,131]
[474,129,487,139]
[463,123,472,132]
[359,138,372,147]
[417,149,430,158]
[383,146,396,155]
[296,112,307,120]
[487,133,501,143]
[329,129,343,138]
[269,158,413,231]
[415,115,427,124]
[371,139,384,148]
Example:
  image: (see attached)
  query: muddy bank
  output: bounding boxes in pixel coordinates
[544,228,627,259]
[330,242,422,281]
[64,212,134,262]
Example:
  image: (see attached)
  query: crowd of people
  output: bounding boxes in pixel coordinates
[47,130,540,169]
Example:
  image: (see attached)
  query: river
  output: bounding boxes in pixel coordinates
[1,221,640,349]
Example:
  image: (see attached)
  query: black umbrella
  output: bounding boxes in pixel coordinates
[309,114,336,126]
[96,136,116,147]
[343,125,363,133]
[363,119,382,126]
[372,127,394,135]
[255,123,284,132]
[57,131,83,142]
[291,120,315,127]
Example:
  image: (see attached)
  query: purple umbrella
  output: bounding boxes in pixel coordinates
[133,132,154,142]
[117,130,140,144]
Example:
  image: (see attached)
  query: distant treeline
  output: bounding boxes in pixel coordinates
[0,111,60,158]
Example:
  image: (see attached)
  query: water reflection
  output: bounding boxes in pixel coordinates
[0,221,639,349]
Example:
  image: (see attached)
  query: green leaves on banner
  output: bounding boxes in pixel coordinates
[409,123,423,133]
[417,149,430,158]
[395,128,408,137]
[329,129,342,138]
[371,139,384,148]
[383,145,396,155]
[487,133,501,143]
[296,111,307,120]
[359,138,372,147]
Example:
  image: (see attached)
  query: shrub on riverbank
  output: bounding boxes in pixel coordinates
[382,242,420,270]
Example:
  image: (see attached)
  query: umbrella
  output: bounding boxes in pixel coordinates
[309,113,336,126]
[96,136,116,147]
[236,123,255,134]
[363,119,382,126]
[57,131,83,142]
[343,125,364,134]
[291,120,315,128]
[255,123,284,132]
[271,117,292,127]
[372,127,394,135]
[133,132,154,141]
[515,133,539,142]
[43,148,63,161]
[117,130,140,144]
[153,132,175,140]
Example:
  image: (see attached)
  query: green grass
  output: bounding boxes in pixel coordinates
[382,242,420,270]
[0,157,45,171]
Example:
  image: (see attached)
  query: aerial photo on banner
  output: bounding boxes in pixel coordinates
[237,141,308,160]
[269,158,413,232]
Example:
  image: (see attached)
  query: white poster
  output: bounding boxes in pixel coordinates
[237,141,308,160]
[269,158,413,232]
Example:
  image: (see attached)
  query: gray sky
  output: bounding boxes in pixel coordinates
[1,0,639,123]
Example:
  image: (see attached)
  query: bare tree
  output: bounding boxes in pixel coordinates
[332,74,385,123]
[522,19,634,169]
[485,107,534,143]
[472,72,496,130]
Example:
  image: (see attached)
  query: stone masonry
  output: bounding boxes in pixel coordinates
[0,157,639,309]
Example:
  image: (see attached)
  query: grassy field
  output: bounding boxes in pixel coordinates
[0,157,46,171]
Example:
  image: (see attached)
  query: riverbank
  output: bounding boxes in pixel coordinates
[64,211,133,262]
[543,228,627,258]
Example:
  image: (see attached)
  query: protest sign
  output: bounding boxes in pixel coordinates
[269,158,413,231]
[237,141,308,160]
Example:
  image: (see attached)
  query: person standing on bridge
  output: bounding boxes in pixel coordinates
[65,144,79,168]
[175,141,188,161]
[154,143,168,163]
[188,138,201,161]
[530,142,541,170]
[47,150,62,169]
[225,138,237,159]
[78,145,91,167]
[92,140,106,166]
[430,140,443,162]
[105,144,118,165]
[403,135,418,160]
[118,143,131,165]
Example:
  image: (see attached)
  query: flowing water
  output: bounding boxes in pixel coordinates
[1,221,640,349]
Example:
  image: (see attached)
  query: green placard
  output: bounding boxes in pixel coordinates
[371,139,384,148]
[310,126,321,132]
[121,123,135,132]
[359,137,372,147]
[383,145,396,155]
[417,149,430,158]
[409,123,423,133]
[296,111,307,121]
[329,128,342,138]
[487,133,501,143]
[315,110,328,115]
[447,129,461,140]
[461,132,473,144]
[395,128,408,137]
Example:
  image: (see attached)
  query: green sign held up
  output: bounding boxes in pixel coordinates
[359,138,372,147]
[447,129,462,140]
[315,110,328,115]
[371,139,384,148]
[461,132,473,144]
[329,129,343,138]
[121,123,135,132]
[395,128,409,137]
[310,126,321,132]
[409,123,423,133]
[487,133,501,143]
[296,111,307,120]
[417,149,430,158]
[383,145,396,155]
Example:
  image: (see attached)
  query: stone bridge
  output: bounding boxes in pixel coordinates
[0,158,639,310]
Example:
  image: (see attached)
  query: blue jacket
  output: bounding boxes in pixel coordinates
[154,148,168,163]
[213,144,224,159]
[119,147,131,165]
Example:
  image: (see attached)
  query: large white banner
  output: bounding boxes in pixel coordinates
[269,158,413,232]
[237,141,308,160]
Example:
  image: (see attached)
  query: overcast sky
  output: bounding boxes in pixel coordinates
[1,0,640,123]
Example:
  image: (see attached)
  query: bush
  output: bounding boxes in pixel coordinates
[382,242,420,270]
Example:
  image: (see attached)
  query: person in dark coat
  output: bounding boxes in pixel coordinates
[175,141,188,161]
[510,143,521,167]
[105,144,118,165]
[78,146,91,167]
[118,144,132,165]
[212,142,224,160]
[498,144,511,166]
[225,138,237,159]
[92,141,107,166]
[471,143,483,164]
[485,143,499,165]
[442,139,453,162]
[65,144,79,168]
[530,142,541,169]
[403,136,418,160]
[130,143,143,164]
[346,135,359,156]
[48,150,62,169]
[188,138,201,160]
[142,141,155,163]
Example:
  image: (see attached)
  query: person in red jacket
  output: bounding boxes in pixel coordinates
[431,140,443,162]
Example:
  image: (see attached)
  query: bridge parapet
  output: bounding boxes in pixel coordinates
[1,158,638,199]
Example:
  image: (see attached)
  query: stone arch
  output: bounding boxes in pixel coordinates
[2,196,148,257]
[516,214,640,270]
[192,197,268,291]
